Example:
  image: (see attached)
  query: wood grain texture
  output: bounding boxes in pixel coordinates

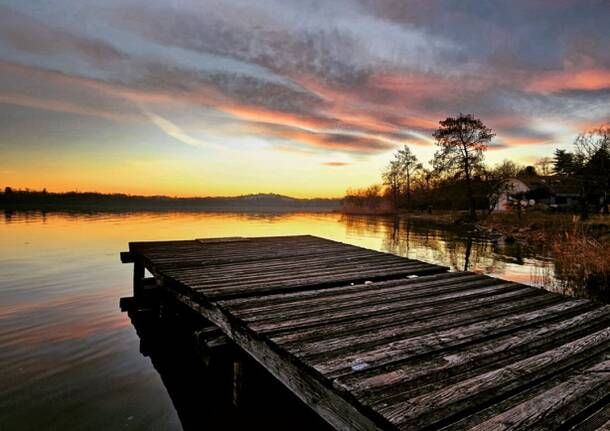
[123,235,610,431]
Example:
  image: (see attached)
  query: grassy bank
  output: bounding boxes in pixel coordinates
[481,211,610,299]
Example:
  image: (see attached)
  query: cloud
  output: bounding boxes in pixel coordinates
[1,0,610,162]
[526,69,610,93]
[322,161,351,167]
[247,122,395,153]
[0,93,137,122]
[0,5,126,67]
[142,111,223,150]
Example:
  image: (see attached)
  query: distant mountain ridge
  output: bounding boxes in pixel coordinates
[0,189,342,212]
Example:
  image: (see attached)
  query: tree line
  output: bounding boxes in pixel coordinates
[344,114,610,221]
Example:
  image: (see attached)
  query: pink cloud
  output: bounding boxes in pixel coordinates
[526,69,610,93]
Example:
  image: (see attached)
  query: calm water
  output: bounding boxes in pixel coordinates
[1,210,559,430]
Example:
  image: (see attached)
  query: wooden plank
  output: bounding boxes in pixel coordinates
[266,287,542,346]
[220,272,475,311]
[465,356,610,431]
[437,353,610,431]
[255,283,528,336]
[243,278,515,326]
[335,306,610,400]
[196,236,247,243]
[570,400,610,431]
[226,273,490,319]
[310,299,593,379]
[163,252,419,282]
[173,257,439,285]
[186,265,447,300]
[276,289,556,360]
[155,245,375,269]
[120,251,134,263]
[377,326,610,429]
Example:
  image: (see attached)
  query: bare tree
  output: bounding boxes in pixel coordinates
[535,157,554,176]
[484,160,521,214]
[395,145,422,201]
[382,160,405,209]
[382,145,422,208]
[575,123,610,214]
[432,113,495,221]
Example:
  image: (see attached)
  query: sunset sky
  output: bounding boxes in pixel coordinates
[1,1,609,198]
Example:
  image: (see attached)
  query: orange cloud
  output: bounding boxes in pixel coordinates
[247,122,394,153]
[222,104,335,130]
[368,72,455,96]
[322,161,351,167]
[500,136,553,146]
[526,68,610,93]
[292,71,449,134]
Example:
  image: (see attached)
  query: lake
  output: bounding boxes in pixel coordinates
[0,210,566,430]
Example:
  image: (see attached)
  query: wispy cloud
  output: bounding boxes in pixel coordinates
[0,93,137,122]
[142,110,223,150]
[322,161,351,167]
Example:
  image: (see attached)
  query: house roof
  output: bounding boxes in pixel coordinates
[516,175,580,196]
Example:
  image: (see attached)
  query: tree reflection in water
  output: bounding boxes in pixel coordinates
[338,214,584,298]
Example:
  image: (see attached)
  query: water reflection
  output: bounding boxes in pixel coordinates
[0,210,592,430]
[340,214,553,289]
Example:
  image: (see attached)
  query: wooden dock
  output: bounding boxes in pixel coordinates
[121,235,610,430]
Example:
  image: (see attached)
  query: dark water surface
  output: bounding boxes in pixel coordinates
[0,211,560,430]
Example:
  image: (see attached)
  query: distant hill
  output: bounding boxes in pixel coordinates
[0,189,342,212]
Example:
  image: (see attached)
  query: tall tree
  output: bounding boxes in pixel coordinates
[382,160,404,208]
[575,124,610,214]
[395,145,422,201]
[553,149,577,176]
[432,113,495,221]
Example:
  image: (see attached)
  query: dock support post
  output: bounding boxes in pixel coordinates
[233,355,245,407]
[133,260,144,297]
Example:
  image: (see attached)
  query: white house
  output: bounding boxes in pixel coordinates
[495,175,580,212]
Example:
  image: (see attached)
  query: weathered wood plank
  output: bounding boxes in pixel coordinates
[187,265,448,300]
[166,257,430,286]
[255,283,528,336]
[276,289,556,360]
[336,306,610,400]
[310,299,592,379]
[246,278,517,326]
[220,272,475,311]
[379,326,610,429]
[119,251,134,263]
[465,356,610,431]
[227,274,491,320]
